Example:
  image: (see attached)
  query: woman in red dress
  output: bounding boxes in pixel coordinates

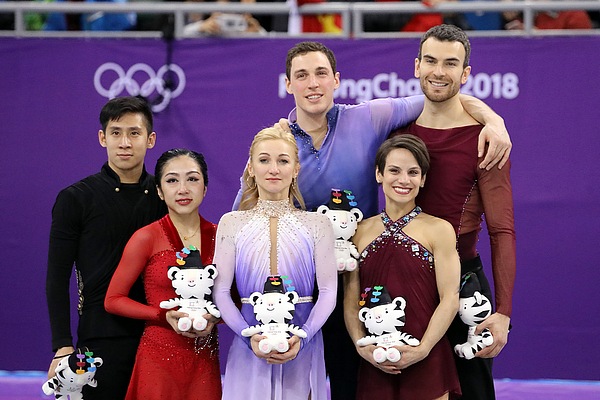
[105,148,221,400]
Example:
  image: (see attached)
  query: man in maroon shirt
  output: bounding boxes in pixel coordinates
[393,24,515,400]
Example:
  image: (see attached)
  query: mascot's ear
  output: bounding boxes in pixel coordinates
[316,205,329,215]
[474,291,484,305]
[286,291,299,304]
[249,292,262,306]
[358,308,370,323]
[392,296,407,311]
[351,208,364,223]
[55,358,70,373]
[205,264,218,279]
[167,266,181,281]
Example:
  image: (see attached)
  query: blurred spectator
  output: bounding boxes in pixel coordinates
[589,10,599,28]
[130,0,170,31]
[288,0,343,34]
[362,0,443,33]
[504,9,593,30]
[402,0,443,31]
[254,0,288,32]
[43,0,136,31]
[0,0,15,30]
[363,0,412,32]
[182,0,266,36]
[459,0,502,30]
[1,0,48,30]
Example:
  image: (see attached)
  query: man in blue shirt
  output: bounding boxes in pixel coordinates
[234,41,511,400]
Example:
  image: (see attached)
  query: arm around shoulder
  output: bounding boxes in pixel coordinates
[459,94,511,170]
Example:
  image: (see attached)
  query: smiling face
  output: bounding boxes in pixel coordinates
[377,148,425,208]
[415,38,471,103]
[359,299,407,336]
[157,155,207,217]
[250,291,296,324]
[247,139,299,201]
[98,112,156,183]
[285,51,340,122]
[168,266,216,299]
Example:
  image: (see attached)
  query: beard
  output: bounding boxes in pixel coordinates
[420,79,461,103]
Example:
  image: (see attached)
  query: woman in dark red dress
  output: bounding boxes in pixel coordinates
[105,149,221,400]
[344,135,461,400]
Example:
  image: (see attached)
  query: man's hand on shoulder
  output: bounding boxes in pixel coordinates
[273,119,291,133]
[478,120,512,170]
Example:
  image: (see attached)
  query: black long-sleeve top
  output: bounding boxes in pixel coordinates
[46,163,167,351]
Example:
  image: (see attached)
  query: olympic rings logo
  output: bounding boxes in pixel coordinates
[94,62,186,112]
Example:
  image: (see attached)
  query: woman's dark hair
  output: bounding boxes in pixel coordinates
[375,134,430,177]
[154,148,208,190]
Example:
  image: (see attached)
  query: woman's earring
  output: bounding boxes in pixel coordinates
[246,175,256,189]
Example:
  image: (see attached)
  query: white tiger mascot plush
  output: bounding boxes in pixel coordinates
[241,275,307,353]
[356,286,420,363]
[42,348,103,400]
[160,246,220,332]
[317,189,363,272]
[454,272,494,359]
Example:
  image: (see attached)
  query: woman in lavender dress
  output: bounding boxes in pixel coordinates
[213,127,338,400]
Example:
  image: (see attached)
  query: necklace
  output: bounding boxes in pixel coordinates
[309,126,327,148]
[182,224,200,241]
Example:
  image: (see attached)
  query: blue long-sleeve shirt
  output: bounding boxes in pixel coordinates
[233,96,424,217]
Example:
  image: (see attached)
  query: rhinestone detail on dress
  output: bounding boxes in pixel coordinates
[361,206,435,271]
[254,199,297,218]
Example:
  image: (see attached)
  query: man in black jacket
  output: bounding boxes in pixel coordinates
[46,96,167,399]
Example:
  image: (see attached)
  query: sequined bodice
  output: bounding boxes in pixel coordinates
[360,206,434,269]
[252,199,298,218]
[381,206,422,232]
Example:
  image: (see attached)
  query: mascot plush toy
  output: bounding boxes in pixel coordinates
[42,348,103,400]
[241,275,308,353]
[356,286,420,363]
[317,188,363,272]
[454,272,494,359]
[160,246,220,331]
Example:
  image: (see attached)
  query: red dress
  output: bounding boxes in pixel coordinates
[356,208,460,400]
[105,215,221,400]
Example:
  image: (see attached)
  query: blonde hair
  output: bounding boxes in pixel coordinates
[239,127,305,211]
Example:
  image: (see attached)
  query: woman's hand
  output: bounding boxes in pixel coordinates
[166,310,195,338]
[166,310,219,338]
[190,313,220,337]
[356,344,401,375]
[268,335,301,364]
[357,344,428,374]
[389,344,429,371]
[250,335,301,364]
